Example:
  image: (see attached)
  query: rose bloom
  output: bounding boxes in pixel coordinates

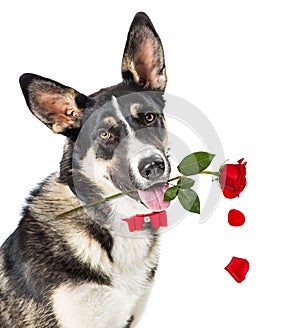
[219,158,247,198]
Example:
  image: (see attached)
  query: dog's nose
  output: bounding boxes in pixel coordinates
[138,155,165,180]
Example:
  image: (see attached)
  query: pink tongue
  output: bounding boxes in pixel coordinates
[138,185,170,211]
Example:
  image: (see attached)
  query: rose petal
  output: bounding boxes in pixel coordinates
[228,209,245,226]
[225,256,249,283]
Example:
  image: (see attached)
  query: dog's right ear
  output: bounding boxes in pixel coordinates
[19,73,89,136]
[121,12,167,91]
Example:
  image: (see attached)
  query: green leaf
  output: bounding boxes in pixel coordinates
[177,177,195,189]
[177,152,215,176]
[164,186,179,201]
[178,189,200,214]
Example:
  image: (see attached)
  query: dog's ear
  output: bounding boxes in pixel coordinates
[121,12,167,91]
[19,73,89,135]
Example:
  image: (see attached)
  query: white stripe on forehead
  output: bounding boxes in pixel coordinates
[111,95,133,134]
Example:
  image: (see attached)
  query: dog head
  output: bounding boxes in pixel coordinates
[19,12,170,215]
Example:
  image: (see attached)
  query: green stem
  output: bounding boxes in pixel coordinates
[200,170,220,177]
[167,175,183,183]
[167,171,219,182]
[55,170,219,219]
[55,189,135,219]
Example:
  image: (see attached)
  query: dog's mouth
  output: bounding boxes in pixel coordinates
[110,172,170,211]
[135,183,170,212]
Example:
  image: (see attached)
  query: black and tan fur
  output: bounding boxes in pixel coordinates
[0,12,170,327]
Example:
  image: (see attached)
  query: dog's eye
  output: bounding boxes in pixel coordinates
[145,113,156,124]
[99,130,111,140]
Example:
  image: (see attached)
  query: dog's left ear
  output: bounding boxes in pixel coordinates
[19,73,89,135]
[121,12,167,91]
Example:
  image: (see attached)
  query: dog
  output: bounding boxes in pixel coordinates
[0,12,171,327]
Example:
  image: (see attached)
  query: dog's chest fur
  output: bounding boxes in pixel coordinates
[42,176,160,328]
[42,177,159,328]
[52,233,159,328]
[0,173,159,328]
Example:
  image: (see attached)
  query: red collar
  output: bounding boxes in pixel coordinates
[122,211,167,232]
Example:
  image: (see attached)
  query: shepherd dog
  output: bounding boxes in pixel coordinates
[0,12,171,327]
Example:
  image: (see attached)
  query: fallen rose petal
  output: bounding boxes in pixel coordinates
[228,209,245,226]
[225,256,249,283]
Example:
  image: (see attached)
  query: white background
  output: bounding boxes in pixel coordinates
[1,1,300,327]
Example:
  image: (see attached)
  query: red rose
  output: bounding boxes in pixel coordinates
[219,158,247,198]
